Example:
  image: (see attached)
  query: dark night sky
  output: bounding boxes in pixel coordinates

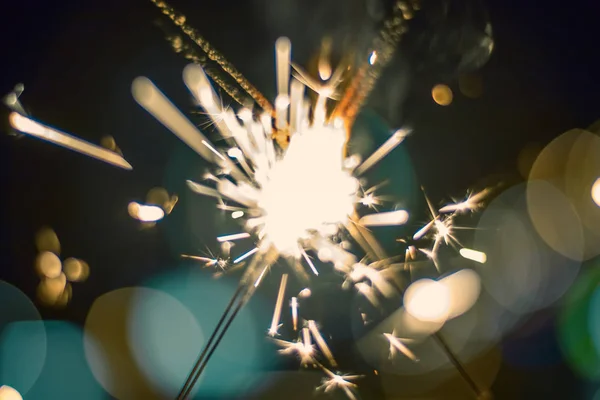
[1,0,600,399]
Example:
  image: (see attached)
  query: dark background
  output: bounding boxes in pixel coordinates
[1,0,600,398]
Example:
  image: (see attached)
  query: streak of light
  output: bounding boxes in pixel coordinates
[308,320,337,367]
[290,297,298,331]
[186,180,221,198]
[234,247,259,264]
[383,332,419,362]
[276,37,291,97]
[8,112,132,170]
[359,210,409,227]
[354,129,409,176]
[181,254,218,267]
[439,188,492,214]
[217,232,251,242]
[254,264,270,287]
[268,274,288,336]
[131,77,244,181]
[301,249,319,276]
[459,248,487,264]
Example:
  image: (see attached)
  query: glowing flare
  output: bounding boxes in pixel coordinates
[592,178,600,207]
[290,297,298,330]
[128,202,165,222]
[359,210,409,227]
[459,247,487,264]
[383,332,418,362]
[0,385,23,400]
[9,112,132,170]
[404,279,450,323]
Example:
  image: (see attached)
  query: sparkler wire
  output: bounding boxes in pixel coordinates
[176,284,245,399]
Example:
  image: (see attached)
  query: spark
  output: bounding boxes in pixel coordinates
[459,248,487,264]
[384,331,419,362]
[439,188,492,214]
[354,128,410,176]
[216,232,251,242]
[359,209,409,227]
[317,366,362,400]
[8,112,132,170]
[231,210,244,219]
[233,247,259,264]
[308,320,337,367]
[268,274,288,337]
[290,296,299,331]
[301,249,319,276]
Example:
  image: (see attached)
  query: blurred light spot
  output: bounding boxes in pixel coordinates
[128,201,165,222]
[36,273,67,307]
[431,84,453,106]
[84,288,162,399]
[459,248,487,264]
[592,178,600,207]
[128,287,205,398]
[24,322,106,399]
[404,279,450,323]
[517,142,542,179]
[232,210,244,219]
[528,128,600,260]
[146,187,178,215]
[318,38,333,80]
[0,281,46,396]
[35,227,60,255]
[369,51,377,65]
[299,288,312,298]
[35,251,62,279]
[63,258,90,282]
[475,183,581,316]
[0,386,22,400]
[441,269,481,319]
[140,267,275,397]
[458,74,483,98]
[558,263,600,380]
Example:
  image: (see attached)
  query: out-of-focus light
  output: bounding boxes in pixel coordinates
[404,279,450,323]
[369,51,377,65]
[128,201,165,222]
[36,273,67,306]
[35,251,62,279]
[0,385,23,400]
[431,84,453,106]
[592,178,600,207]
[231,211,244,219]
[299,288,312,298]
[63,258,90,282]
[459,248,487,264]
[440,269,481,319]
[35,227,60,255]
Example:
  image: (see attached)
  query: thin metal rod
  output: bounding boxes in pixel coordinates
[433,332,483,398]
[178,296,250,399]
[175,284,245,399]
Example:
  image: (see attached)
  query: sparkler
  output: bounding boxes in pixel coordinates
[4,0,496,398]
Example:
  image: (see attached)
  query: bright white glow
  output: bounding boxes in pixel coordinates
[257,123,358,254]
[369,51,377,65]
[592,178,600,207]
[233,247,259,264]
[459,247,487,264]
[128,202,165,222]
[231,211,244,219]
[440,269,481,319]
[359,210,409,227]
[404,279,450,323]
[9,112,132,170]
[290,296,298,330]
[0,386,23,400]
[216,232,250,242]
